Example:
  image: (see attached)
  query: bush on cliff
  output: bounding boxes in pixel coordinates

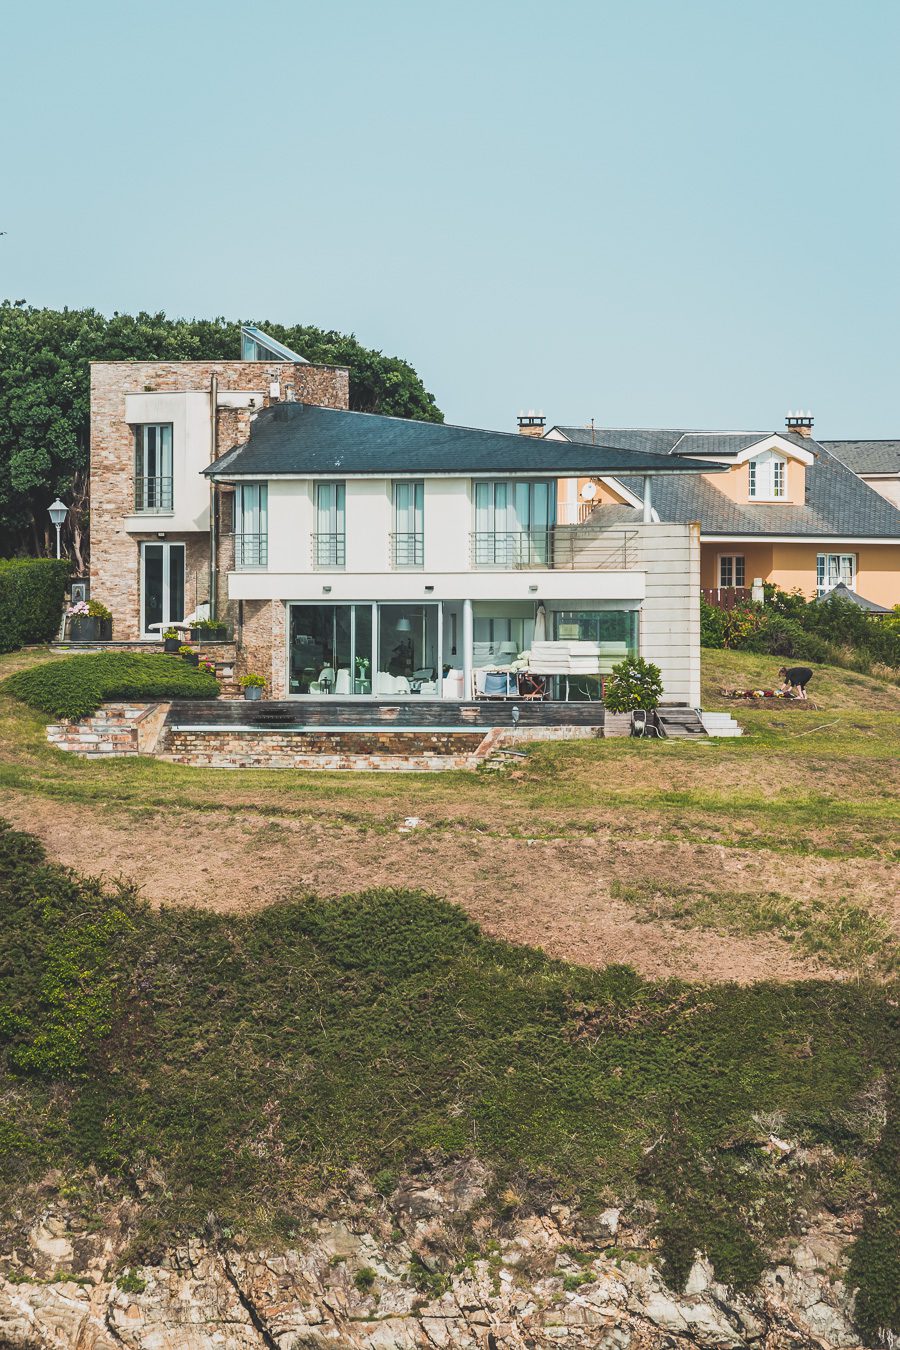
[0,818,896,1332]
[1,651,219,719]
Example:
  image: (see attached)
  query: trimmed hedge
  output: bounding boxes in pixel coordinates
[0,559,71,653]
[1,653,220,720]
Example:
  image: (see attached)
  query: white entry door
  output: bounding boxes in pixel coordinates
[141,542,185,635]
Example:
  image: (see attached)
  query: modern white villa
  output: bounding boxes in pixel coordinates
[89,327,721,708]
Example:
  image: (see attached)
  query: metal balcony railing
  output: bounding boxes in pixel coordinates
[390,532,424,569]
[470,528,636,571]
[134,476,173,512]
[312,532,346,569]
[234,533,268,569]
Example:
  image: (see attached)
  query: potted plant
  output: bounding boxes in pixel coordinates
[197,658,217,676]
[239,673,266,702]
[179,644,200,666]
[354,655,370,694]
[604,656,664,735]
[163,627,181,653]
[189,617,229,644]
[67,598,113,642]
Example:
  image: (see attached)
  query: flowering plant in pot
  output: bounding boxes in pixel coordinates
[67,598,113,642]
[197,658,216,676]
[163,627,181,653]
[239,673,266,701]
[178,645,200,666]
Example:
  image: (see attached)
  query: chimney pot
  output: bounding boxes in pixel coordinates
[517,411,546,438]
[785,409,814,438]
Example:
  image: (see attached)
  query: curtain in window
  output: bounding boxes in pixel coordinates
[393,482,424,566]
[236,484,268,566]
[316,483,346,566]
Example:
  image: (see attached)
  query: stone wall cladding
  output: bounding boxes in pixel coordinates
[90,360,349,640]
[47,703,170,758]
[163,728,488,771]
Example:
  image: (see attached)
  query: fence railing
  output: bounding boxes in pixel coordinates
[470,528,635,571]
[390,532,424,569]
[312,532,346,569]
[233,533,268,569]
[702,587,753,610]
[134,476,173,512]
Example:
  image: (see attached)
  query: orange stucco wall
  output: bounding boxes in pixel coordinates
[704,458,805,505]
[701,542,900,606]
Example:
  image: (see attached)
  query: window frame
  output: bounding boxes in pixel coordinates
[816,552,856,595]
[718,554,746,588]
[134,423,174,513]
[234,482,268,569]
[314,481,346,569]
[748,450,787,501]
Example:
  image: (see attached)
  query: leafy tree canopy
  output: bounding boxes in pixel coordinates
[0,302,443,559]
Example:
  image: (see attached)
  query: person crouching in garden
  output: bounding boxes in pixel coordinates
[779,665,813,699]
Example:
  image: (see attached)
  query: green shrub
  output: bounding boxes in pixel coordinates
[1,652,219,720]
[604,656,664,712]
[703,589,900,672]
[0,559,71,653]
[354,1267,377,1293]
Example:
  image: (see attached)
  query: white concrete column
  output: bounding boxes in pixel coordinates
[462,598,474,700]
[642,476,653,523]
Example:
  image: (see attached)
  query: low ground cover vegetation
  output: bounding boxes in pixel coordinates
[0,820,896,1338]
[1,651,219,719]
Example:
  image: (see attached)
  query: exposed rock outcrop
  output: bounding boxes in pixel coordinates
[0,1160,873,1349]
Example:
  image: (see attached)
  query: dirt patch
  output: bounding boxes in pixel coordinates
[5,792,894,985]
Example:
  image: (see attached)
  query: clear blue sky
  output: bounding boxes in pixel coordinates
[1,0,897,436]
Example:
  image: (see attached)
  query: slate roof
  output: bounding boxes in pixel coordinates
[812,581,891,613]
[556,425,900,539]
[821,441,900,475]
[206,404,726,479]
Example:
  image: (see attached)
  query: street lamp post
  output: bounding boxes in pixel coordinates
[48,499,68,560]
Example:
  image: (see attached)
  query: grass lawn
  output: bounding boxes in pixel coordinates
[0,645,897,981]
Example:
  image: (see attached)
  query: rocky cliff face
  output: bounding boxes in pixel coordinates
[0,1160,874,1350]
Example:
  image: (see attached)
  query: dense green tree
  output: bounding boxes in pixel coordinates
[0,302,442,566]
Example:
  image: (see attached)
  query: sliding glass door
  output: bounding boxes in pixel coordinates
[287,602,442,696]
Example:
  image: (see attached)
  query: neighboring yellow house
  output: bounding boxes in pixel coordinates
[543,416,900,608]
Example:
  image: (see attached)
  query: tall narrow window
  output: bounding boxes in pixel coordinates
[392,481,424,568]
[235,483,268,568]
[314,482,346,568]
[134,424,173,511]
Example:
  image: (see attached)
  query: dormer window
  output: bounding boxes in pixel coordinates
[748,450,786,501]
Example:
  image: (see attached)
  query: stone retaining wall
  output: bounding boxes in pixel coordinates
[162,727,493,771]
[47,703,170,758]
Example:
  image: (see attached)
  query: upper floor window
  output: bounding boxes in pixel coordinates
[392,481,424,569]
[817,553,855,595]
[473,479,557,567]
[134,424,173,512]
[234,483,268,568]
[314,481,345,568]
[748,450,786,501]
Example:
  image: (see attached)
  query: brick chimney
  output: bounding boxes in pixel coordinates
[785,410,814,438]
[517,410,546,437]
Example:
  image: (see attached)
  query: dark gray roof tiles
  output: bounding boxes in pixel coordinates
[821,441,900,475]
[561,426,900,539]
[206,403,725,479]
